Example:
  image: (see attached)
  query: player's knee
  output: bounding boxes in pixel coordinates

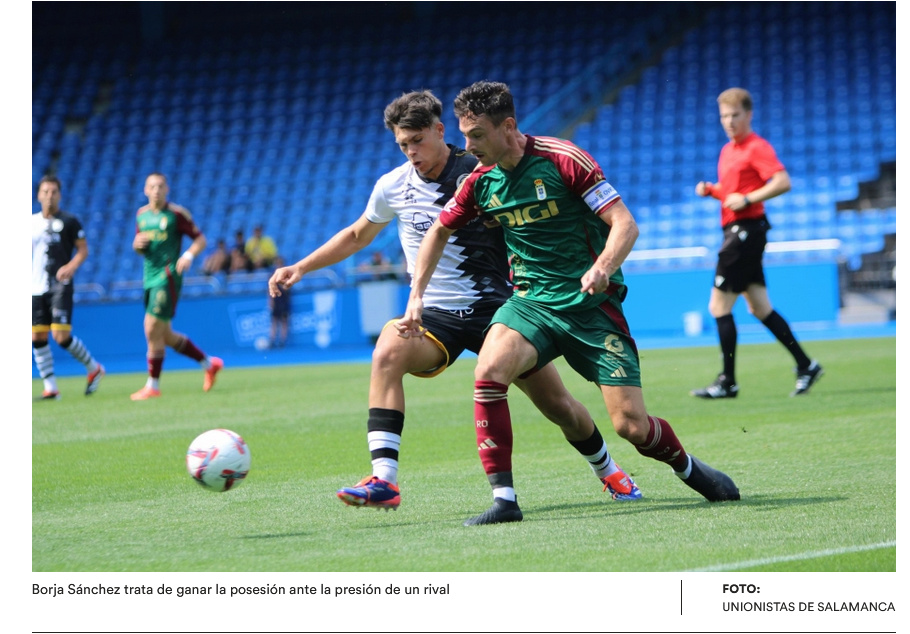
[51,331,71,346]
[372,337,426,376]
[611,411,649,443]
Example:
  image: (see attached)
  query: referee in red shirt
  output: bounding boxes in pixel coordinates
[691,87,823,399]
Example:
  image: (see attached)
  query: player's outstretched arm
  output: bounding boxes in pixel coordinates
[268,214,387,297]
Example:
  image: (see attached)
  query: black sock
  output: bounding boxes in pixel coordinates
[367,408,404,462]
[716,314,737,382]
[761,310,811,369]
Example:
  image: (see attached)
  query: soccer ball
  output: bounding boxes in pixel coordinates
[186,428,251,492]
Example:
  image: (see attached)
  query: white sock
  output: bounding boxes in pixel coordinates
[371,458,399,484]
[492,486,516,502]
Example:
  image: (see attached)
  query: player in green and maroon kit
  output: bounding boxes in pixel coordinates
[400,81,740,525]
[130,173,223,400]
[692,87,822,399]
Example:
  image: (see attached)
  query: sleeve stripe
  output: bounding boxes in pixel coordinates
[532,136,597,172]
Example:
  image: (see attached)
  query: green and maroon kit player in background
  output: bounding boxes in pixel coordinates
[130,172,223,400]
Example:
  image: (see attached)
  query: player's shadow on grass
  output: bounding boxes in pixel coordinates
[530,493,843,519]
[241,531,316,539]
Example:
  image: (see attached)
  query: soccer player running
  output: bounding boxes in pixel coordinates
[130,173,223,400]
[691,87,823,399]
[268,90,640,512]
[399,81,740,525]
[31,175,105,399]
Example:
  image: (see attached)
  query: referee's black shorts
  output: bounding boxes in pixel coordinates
[714,217,771,294]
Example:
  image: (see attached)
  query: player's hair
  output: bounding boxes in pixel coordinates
[383,90,443,131]
[454,80,516,126]
[38,174,62,193]
[717,87,753,111]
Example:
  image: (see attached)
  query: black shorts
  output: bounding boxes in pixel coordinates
[32,282,75,333]
[402,302,501,378]
[715,217,770,294]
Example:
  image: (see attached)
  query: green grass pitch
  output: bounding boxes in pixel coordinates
[32,337,895,572]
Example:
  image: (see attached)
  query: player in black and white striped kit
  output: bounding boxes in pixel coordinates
[269,91,639,513]
[32,175,105,399]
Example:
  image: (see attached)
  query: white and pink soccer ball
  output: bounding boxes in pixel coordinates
[186,428,251,492]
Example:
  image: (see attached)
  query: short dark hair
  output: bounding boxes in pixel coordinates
[453,81,515,126]
[38,174,62,192]
[383,90,443,131]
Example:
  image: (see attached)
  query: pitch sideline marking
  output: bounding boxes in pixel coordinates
[685,540,897,572]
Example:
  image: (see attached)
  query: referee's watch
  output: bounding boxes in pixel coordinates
[742,195,751,206]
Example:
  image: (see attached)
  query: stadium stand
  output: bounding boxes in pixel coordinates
[32,2,895,303]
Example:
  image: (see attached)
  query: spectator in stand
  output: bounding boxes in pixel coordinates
[229,229,252,274]
[358,250,398,281]
[245,224,278,270]
[202,238,230,276]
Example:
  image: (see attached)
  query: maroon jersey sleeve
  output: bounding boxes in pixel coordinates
[170,203,202,240]
[528,136,620,214]
[439,168,488,230]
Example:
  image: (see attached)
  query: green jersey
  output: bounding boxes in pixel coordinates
[440,135,626,311]
[135,202,201,288]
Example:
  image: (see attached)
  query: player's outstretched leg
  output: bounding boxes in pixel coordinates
[203,356,224,392]
[85,364,105,395]
[677,455,740,502]
[463,497,523,526]
[336,476,400,510]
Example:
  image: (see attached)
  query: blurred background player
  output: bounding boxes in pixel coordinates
[691,87,823,399]
[31,175,105,398]
[130,172,223,400]
[268,256,291,348]
[269,90,639,512]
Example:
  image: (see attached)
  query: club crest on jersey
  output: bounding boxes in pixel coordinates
[411,211,434,234]
[159,216,168,230]
[534,178,547,200]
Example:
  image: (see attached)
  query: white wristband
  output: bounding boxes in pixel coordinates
[181,251,194,261]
